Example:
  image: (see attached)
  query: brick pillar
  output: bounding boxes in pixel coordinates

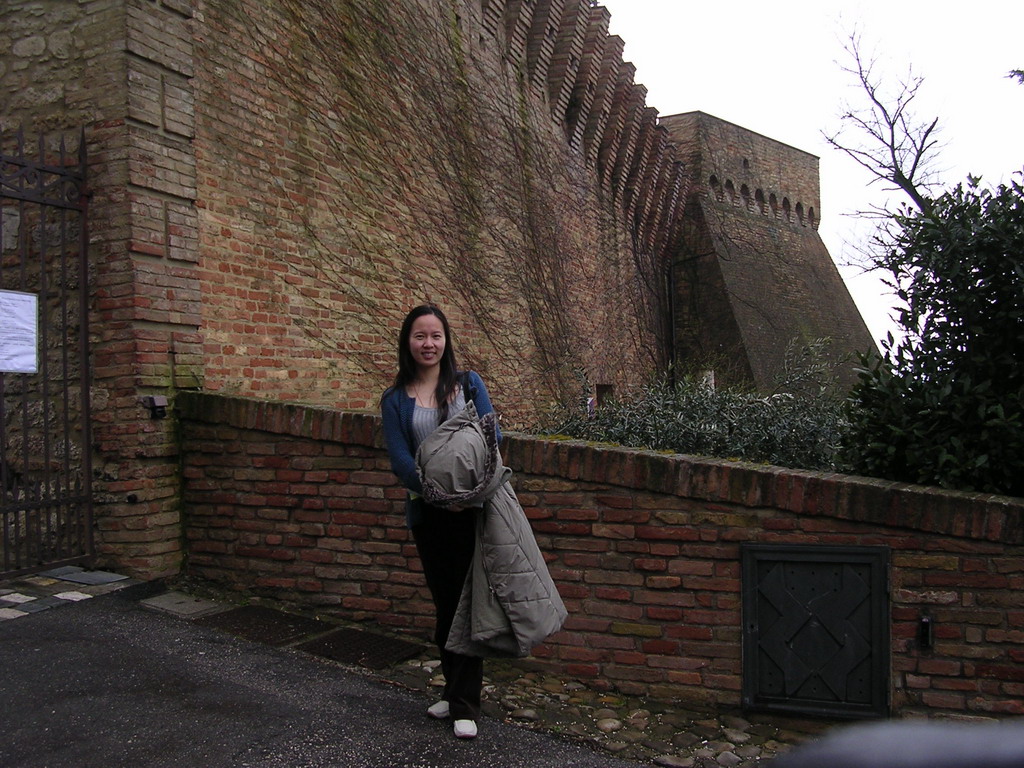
[87,0,200,578]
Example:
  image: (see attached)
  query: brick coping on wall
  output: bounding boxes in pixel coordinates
[175,391,1024,544]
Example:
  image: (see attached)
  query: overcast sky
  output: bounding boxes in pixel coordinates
[598,0,1024,344]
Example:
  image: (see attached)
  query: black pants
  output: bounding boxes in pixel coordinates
[411,503,483,721]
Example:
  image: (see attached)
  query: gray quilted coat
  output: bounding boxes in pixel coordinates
[416,402,568,658]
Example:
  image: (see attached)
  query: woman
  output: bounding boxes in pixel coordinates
[380,304,500,740]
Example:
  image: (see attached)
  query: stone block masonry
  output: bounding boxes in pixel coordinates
[178,392,1024,719]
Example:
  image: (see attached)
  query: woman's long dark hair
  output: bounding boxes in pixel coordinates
[385,304,459,421]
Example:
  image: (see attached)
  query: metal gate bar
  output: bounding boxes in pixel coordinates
[1,127,92,579]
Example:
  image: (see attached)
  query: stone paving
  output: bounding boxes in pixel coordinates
[2,569,832,766]
[381,655,829,767]
[0,566,138,620]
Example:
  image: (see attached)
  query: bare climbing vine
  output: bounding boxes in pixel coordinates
[200,0,671,412]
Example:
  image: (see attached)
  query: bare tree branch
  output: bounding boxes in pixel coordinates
[822,31,945,214]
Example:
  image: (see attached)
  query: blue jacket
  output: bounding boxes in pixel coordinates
[380,370,500,499]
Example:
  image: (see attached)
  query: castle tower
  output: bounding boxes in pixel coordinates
[662,112,876,391]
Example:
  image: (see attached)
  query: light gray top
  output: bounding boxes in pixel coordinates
[411,388,466,450]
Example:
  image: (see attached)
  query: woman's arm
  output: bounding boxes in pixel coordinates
[380,388,423,494]
[467,370,502,443]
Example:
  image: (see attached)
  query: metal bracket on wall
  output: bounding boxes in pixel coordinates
[141,395,168,419]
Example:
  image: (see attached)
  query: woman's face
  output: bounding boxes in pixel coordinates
[408,313,446,372]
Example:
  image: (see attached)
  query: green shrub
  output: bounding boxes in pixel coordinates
[843,175,1024,495]
[541,371,847,472]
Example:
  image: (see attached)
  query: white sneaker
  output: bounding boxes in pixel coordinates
[453,719,477,739]
[426,700,450,719]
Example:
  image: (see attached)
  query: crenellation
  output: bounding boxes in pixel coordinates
[724,179,736,205]
[695,121,820,223]
[696,175,818,231]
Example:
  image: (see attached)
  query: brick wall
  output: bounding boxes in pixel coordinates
[3,0,876,581]
[178,392,1024,718]
[663,112,876,391]
[3,0,688,577]
[189,0,688,415]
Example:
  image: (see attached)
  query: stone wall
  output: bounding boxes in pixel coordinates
[178,392,1024,719]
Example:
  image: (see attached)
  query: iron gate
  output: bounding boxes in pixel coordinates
[1,128,93,579]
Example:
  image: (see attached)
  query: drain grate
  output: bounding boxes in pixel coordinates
[194,605,326,646]
[297,627,425,669]
[192,605,426,668]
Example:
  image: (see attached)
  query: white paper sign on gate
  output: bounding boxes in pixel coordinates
[0,289,39,374]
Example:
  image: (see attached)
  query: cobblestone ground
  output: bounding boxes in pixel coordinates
[381,655,832,767]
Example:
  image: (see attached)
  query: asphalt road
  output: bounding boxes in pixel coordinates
[0,584,645,768]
